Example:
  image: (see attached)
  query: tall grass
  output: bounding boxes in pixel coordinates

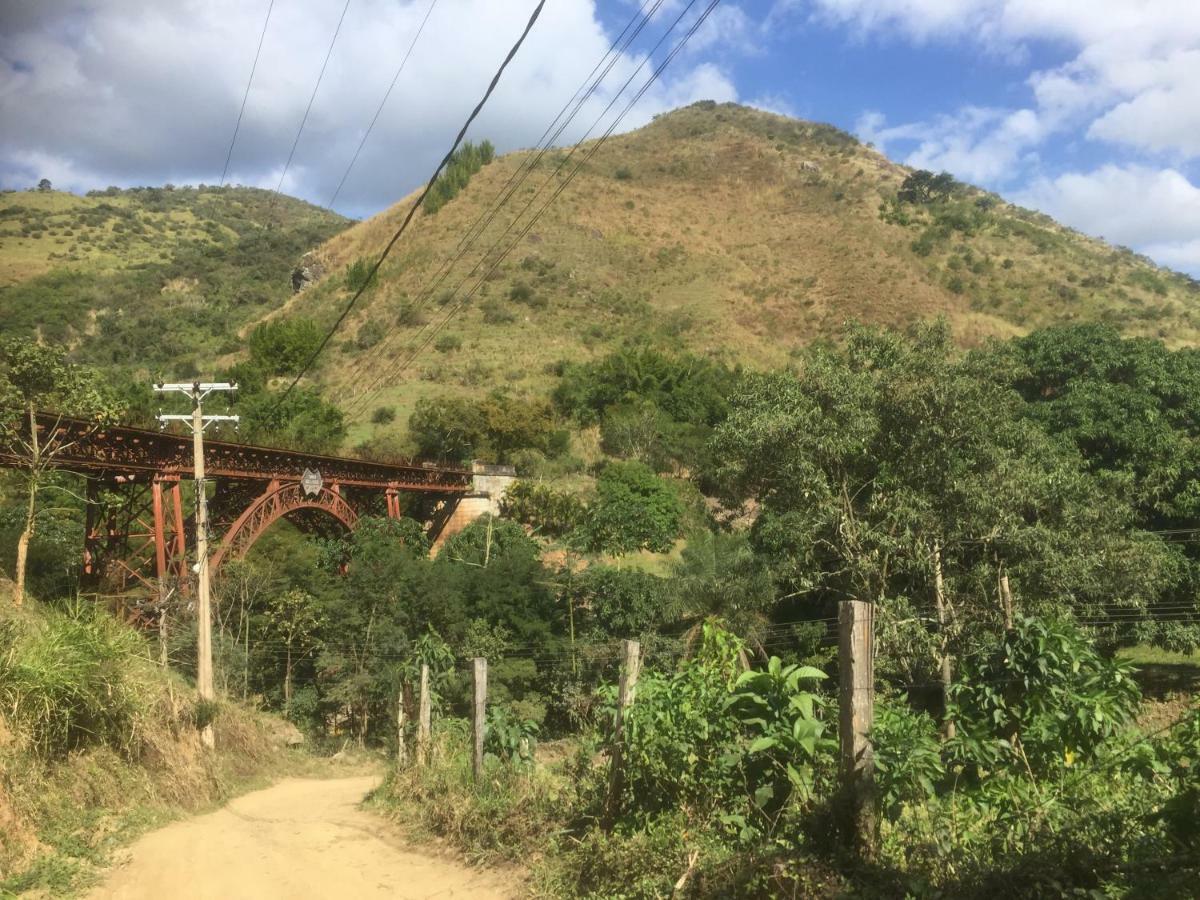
[0,604,150,758]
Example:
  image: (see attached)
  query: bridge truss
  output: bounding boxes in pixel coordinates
[2,414,473,606]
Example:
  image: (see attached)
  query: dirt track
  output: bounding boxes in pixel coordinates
[87,775,515,899]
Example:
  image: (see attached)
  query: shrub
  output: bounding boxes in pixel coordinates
[424,140,496,215]
[344,258,377,293]
[501,480,585,536]
[614,167,633,181]
[355,319,385,350]
[248,318,323,376]
[871,698,945,814]
[371,405,396,425]
[434,333,462,353]
[481,299,516,324]
[0,606,148,758]
[949,615,1141,775]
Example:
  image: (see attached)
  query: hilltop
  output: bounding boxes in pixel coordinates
[0,185,349,373]
[279,102,1200,436]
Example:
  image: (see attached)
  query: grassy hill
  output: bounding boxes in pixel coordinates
[278,102,1199,441]
[0,185,349,374]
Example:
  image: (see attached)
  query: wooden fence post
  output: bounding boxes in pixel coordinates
[472,657,487,783]
[838,600,877,857]
[605,639,641,827]
[417,662,431,766]
[396,689,408,767]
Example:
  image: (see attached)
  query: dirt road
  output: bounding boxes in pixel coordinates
[87,776,516,900]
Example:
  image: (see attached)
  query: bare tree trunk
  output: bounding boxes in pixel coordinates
[932,541,955,739]
[13,403,40,607]
[284,645,293,714]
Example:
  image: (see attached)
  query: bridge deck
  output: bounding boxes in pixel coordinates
[3,413,472,493]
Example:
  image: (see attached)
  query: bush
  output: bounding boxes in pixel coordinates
[355,319,385,350]
[949,615,1141,775]
[434,333,462,353]
[0,606,148,758]
[501,480,585,537]
[481,299,516,324]
[614,167,633,181]
[424,140,496,215]
[344,257,377,293]
[371,405,396,425]
[871,698,945,814]
[248,318,323,376]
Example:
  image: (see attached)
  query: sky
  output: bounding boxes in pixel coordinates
[2,0,1198,274]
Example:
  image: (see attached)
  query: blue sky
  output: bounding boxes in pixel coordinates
[3,0,1199,273]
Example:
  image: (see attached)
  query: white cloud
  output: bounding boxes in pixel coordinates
[798,0,1200,160]
[0,0,739,217]
[1015,164,1200,272]
[856,106,1045,184]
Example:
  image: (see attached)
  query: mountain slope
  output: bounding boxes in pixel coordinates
[0,185,349,373]
[283,103,1200,435]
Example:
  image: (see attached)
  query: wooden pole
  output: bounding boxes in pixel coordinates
[932,541,955,739]
[605,639,641,826]
[396,689,408,767]
[838,600,877,857]
[472,657,487,782]
[417,663,431,766]
[999,574,1014,631]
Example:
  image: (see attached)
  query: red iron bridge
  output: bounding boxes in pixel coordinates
[2,413,510,598]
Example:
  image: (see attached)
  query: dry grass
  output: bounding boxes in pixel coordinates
[0,599,332,894]
[277,103,1200,431]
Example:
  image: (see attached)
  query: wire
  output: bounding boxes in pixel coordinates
[346,0,720,410]
[384,0,721,381]
[273,0,354,200]
[219,0,276,187]
[326,0,440,211]
[344,0,695,413]
[339,0,667,417]
[270,0,549,410]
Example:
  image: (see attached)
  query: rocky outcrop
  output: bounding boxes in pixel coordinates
[291,252,326,293]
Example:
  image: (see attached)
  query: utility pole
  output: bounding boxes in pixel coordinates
[156,381,238,750]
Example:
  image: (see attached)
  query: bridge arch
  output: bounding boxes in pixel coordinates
[210,482,358,571]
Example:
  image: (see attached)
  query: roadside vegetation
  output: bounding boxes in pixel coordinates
[0,597,315,895]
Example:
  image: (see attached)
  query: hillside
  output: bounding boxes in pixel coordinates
[280,102,1200,438]
[0,185,349,373]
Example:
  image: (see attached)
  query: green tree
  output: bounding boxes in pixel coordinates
[248,318,323,376]
[0,340,123,605]
[408,392,562,463]
[577,462,683,557]
[669,530,775,644]
[238,386,346,454]
[265,588,323,714]
[710,322,1172,682]
[897,169,958,205]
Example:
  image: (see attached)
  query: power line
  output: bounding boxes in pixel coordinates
[326,0,440,211]
[220,0,276,187]
[273,0,354,197]
[347,0,720,411]
[345,0,693,412]
[339,0,667,416]
[271,0,549,410]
